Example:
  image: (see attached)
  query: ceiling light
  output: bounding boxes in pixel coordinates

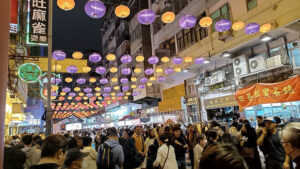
[260,33,272,42]
[221,51,232,58]
[183,69,189,73]
[203,60,210,64]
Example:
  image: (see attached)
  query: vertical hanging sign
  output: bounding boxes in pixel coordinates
[28,0,48,44]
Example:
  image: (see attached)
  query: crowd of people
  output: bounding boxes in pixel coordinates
[3,116,300,169]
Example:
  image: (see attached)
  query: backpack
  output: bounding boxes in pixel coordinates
[99,143,116,169]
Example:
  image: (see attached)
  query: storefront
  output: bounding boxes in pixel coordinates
[185,97,199,123]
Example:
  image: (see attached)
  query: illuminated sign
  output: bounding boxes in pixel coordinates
[18,63,42,83]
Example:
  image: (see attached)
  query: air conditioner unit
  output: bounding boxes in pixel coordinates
[204,77,213,87]
[233,55,250,78]
[249,55,267,73]
[211,70,226,84]
[266,55,283,68]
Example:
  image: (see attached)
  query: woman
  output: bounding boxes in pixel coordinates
[229,121,240,138]
[193,134,207,169]
[120,129,137,169]
[81,136,97,169]
[147,127,163,169]
[153,133,178,169]
[240,121,262,169]
[145,129,156,151]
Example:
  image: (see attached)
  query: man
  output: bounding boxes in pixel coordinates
[257,117,288,169]
[21,134,41,169]
[186,125,198,169]
[281,122,300,169]
[132,126,146,169]
[68,130,79,149]
[64,148,89,169]
[172,126,188,169]
[97,127,124,169]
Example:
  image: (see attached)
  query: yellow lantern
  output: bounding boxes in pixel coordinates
[72,51,83,59]
[68,97,72,100]
[52,86,59,91]
[110,67,118,73]
[84,102,88,105]
[74,87,81,92]
[199,17,212,27]
[89,77,96,83]
[147,82,153,87]
[82,66,91,73]
[57,0,75,11]
[232,21,245,31]
[124,96,128,99]
[83,97,88,100]
[149,76,156,81]
[60,92,66,96]
[134,68,142,74]
[112,96,116,100]
[71,102,75,105]
[52,64,62,71]
[161,11,176,23]
[131,84,137,89]
[260,23,272,33]
[100,104,103,107]
[58,103,62,106]
[107,101,111,104]
[79,92,84,96]
[115,5,130,18]
[136,55,144,62]
[126,92,131,96]
[161,56,170,63]
[156,67,163,73]
[184,56,193,63]
[131,77,137,82]
[111,92,116,96]
[111,77,118,83]
[114,86,120,90]
[98,97,103,100]
[65,77,73,83]
[95,93,101,96]
[175,67,182,72]
[95,87,101,91]
[106,54,116,61]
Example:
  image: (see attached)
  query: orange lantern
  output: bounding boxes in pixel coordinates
[161,56,170,63]
[162,11,176,24]
[131,84,137,89]
[156,67,163,73]
[184,56,193,63]
[150,76,156,81]
[57,0,75,11]
[74,87,81,92]
[65,77,73,83]
[110,67,118,73]
[72,51,83,59]
[260,23,272,33]
[131,77,137,82]
[232,21,245,31]
[136,55,144,62]
[95,87,101,91]
[199,17,212,27]
[111,77,118,83]
[175,67,182,72]
[52,64,62,71]
[114,86,120,90]
[147,82,153,87]
[89,77,96,83]
[82,66,91,73]
[134,68,142,74]
[115,5,130,18]
[106,54,116,61]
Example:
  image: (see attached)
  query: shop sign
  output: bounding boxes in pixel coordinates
[236,76,300,108]
[204,95,238,109]
[186,97,198,106]
[209,83,224,91]
[10,0,18,33]
[18,63,42,83]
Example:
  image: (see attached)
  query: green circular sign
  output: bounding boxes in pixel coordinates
[18,63,42,83]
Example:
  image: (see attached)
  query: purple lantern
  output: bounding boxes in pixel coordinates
[95,66,106,74]
[84,0,106,19]
[139,84,146,89]
[121,68,131,75]
[215,19,231,32]
[67,65,78,73]
[173,57,183,64]
[77,78,86,84]
[244,23,260,35]
[51,92,58,97]
[86,93,94,97]
[179,15,196,29]
[103,87,111,92]
[51,77,62,85]
[120,54,132,63]
[145,68,154,75]
[120,77,128,84]
[158,76,165,82]
[103,93,110,97]
[99,78,108,84]
[84,87,92,93]
[89,53,102,63]
[140,77,148,84]
[137,9,156,25]
[122,86,129,92]
[52,50,66,61]
[165,68,174,74]
[62,87,71,93]
[148,56,159,64]
[132,92,138,96]
[117,93,124,97]
[69,92,76,97]
[195,57,205,64]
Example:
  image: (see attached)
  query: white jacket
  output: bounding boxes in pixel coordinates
[153,144,178,169]
[193,144,204,169]
[82,146,98,169]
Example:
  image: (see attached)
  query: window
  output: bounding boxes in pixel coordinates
[247,0,257,10]
[210,4,231,32]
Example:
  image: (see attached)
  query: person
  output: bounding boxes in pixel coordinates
[281,122,300,169]
[97,127,124,169]
[68,130,79,149]
[63,148,89,169]
[200,144,248,169]
[4,146,27,169]
[240,121,262,169]
[206,130,219,145]
[33,135,43,150]
[185,125,198,169]
[21,134,41,169]
[147,127,163,169]
[256,116,263,128]
[132,126,146,169]
[30,135,68,169]
[257,117,288,169]
[120,129,136,169]
[76,137,83,149]
[153,133,178,169]
[81,136,97,169]
[229,121,240,138]
[193,134,207,169]
[172,126,187,169]
[145,129,156,152]
[94,131,102,151]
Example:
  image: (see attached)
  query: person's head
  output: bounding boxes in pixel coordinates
[241,121,252,133]
[274,116,281,124]
[122,129,130,139]
[265,117,278,131]
[188,124,194,133]
[149,129,155,139]
[172,126,181,138]
[107,127,119,140]
[257,116,263,123]
[159,132,172,146]
[231,121,238,128]
[4,147,26,169]
[197,134,207,147]
[212,122,221,131]
[33,135,42,148]
[73,130,79,137]
[41,135,68,166]
[157,126,164,136]
[64,148,89,169]
[281,122,300,159]
[207,130,219,143]
[77,137,83,148]
[22,134,33,146]
[134,126,142,135]
[82,136,92,147]
[200,144,248,169]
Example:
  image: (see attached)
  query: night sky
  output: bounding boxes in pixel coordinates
[52,0,103,52]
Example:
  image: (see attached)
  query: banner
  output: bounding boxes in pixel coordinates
[236,76,300,108]
[10,0,18,33]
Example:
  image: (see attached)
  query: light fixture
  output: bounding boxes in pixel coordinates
[260,33,272,42]
[131,84,137,89]
[147,82,153,87]
[203,60,210,64]
[136,55,144,62]
[131,77,137,82]
[111,77,118,83]
[72,51,83,59]
[183,69,189,73]
[106,54,116,61]
[114,86,120,90]
[174,67,182,72]
[221,51,232,58]
[115,5,130,18]
[110,67,118,73]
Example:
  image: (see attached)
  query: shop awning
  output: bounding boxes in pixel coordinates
[119,114,131,121]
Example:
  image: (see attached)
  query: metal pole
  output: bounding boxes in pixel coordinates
[197,84,203,133]
[46,0,53,136]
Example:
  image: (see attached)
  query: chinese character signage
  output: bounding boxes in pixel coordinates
[18,63,42,83]
[236,76,300,108]
[204,95,238,109]
[186,97,198,106]
[29,0,48,44]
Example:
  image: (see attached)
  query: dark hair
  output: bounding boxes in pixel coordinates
[4,147,26,169]
[164,126,171,133]
[159,132,173,145]
[22,135,33,145]
[41,135,68,158]
[231,121,238,128]
[274,116,281,124]
[172,126,181,132]
[149,129,156,139]
[207,130,218,144]
[134,126,141,130]
[83,136,92,147]
[257,116,263,120]
[258,122,265,127]
[200,144,248,169]
[33,135,42,147]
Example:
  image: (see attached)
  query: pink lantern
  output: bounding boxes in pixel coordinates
[158,76,165,82]
[122,86,129,92]
[84,87,92,93]
[139,84,146,89]
[195,57,205,64]
[179,15,196,29]
[103,87,111,92]
[137,9,156,25]
[77,78,86,84]
[67,65,78,73]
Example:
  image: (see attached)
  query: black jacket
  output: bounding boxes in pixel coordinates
[172,137,187,160]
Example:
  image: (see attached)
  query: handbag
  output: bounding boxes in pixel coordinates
[157,145,170,169]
